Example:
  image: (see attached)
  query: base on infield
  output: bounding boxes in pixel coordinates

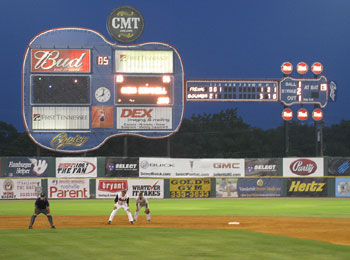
[228,222,240,225]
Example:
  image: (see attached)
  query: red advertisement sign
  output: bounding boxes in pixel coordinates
[98,180,128,193]
[31,49,91,73]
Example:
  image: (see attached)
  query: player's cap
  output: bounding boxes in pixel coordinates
[40,192,45,197]
[122,189,127,193]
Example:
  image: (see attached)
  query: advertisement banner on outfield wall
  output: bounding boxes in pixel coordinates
[216,178,238,198]
[283,158,324,177]
[169,178,211,198]
[245,158,279,177]
[6,157,49,177]
[56,158,97,178]
[0,179,41,199]
[139,158,244,178]
[237,178,283,197]
[327,157,350,176]
[96,179,163,199]
[48,179,90,199]
[335,178,350,197]
[105,157,139,177]
[286,178,328,197]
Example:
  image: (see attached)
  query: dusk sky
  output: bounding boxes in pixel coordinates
[1,0,349,131]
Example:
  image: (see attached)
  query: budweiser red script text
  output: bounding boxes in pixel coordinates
[31,49,90,73]
[290,159,317,175]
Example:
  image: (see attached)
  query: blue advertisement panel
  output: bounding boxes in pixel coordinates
[237,178,283,197]
[22,28,184,153]
[335,178,350,197]
[6,157,49,177]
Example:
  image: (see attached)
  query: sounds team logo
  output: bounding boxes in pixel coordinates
[33,114,41,121]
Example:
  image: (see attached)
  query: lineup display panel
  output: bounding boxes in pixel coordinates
[186,80,279,102]
[22,28,184,153]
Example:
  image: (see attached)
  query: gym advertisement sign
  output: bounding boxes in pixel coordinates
[237,178,283,197]
[6,157,49,177]
[245,158,280,177]
[170,178,211,198]
[105,157,139,177]
[327,157,350,176]
[287,178,328,197]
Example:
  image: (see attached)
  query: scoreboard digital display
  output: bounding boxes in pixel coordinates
[116,75,173,105]
[187,80,279,101]
[22,28,184,153]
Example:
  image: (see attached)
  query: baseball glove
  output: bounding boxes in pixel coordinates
[145,208,150,214]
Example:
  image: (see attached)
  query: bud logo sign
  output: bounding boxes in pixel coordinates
[283,158,324,177]
[56,158,97,177]
[117,107,172,130]
[31,49,91,73]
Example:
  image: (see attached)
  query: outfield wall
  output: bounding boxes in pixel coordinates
[0,157,349,199]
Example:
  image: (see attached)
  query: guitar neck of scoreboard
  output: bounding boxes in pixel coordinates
[186,77,329,107]
[186,80,279,102]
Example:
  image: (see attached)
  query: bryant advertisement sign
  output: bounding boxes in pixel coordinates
[22,28,184,153]
[48,179,90,199]
[283,158,324,177]
[0,179,41,199]
[96,179,163,199]
[139,158,244,178]
[335,178,350,197]
[245,158,280,177]
[170,178,211,198]
[327,157,350,176]
[237,178,283,197]
[6,157,49,177]
[105,157,139,177]
[286,178,328,197]
[56,158,97,178]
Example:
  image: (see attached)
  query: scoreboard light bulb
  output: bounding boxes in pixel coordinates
[116,75,124,83]
[162,75,171,83]
[157,97,170,104]
[73,79,78,83]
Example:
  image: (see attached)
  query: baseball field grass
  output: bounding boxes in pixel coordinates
[0,198,349,260]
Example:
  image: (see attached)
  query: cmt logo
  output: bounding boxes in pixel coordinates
[120,109,153,118]
[111,17,141,30]
[213,163,240,169]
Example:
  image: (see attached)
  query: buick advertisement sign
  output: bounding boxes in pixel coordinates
[105,157,139,177]
[245,158,280,177]
[237,178,283,197]
[283,158,324,177]
[6,157,49,177]
[327,157,350,176]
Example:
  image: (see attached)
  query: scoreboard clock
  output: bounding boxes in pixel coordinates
[22,28,184,152]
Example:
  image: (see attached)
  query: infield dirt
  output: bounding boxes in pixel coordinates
[1,216,350,246]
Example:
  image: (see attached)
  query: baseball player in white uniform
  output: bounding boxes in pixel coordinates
[108,189,134,224]
[134,192,151,222]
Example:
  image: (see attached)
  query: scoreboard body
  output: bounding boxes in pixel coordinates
[23,28,184,152]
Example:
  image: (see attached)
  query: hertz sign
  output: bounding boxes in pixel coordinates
[22,28,184,152]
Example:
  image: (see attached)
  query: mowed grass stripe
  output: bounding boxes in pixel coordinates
[0,227,349,260]
[0,198,349,218]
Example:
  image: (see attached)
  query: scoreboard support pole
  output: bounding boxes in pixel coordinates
[284,111,290,157]
[314,105,319,156]
[123,136,128,157]
[167,138,171,157]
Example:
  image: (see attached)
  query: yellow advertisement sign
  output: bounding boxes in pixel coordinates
[170,178,211,198]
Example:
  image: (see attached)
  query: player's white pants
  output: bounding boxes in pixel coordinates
[109,204,133,222]
[134,206,151,221]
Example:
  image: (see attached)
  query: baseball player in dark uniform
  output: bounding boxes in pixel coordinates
[28,192,55,229]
